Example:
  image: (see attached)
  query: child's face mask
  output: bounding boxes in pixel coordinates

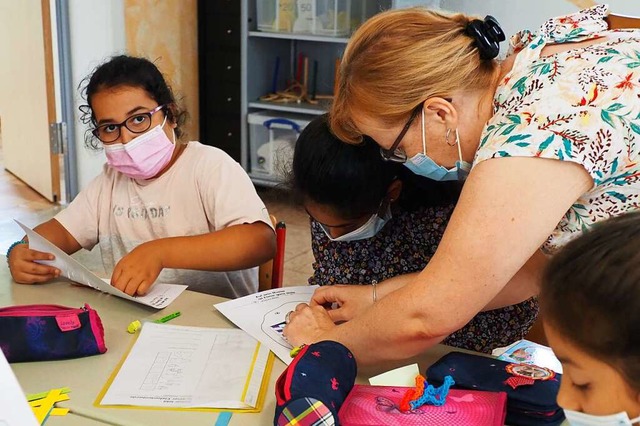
[321,202,392,242]
[564,409,640,426]
[104,115,176,180]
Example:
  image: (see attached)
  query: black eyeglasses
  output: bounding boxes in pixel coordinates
[379,103,424,162]
[92,105,165,144]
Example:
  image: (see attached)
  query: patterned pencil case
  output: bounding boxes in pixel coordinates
[0,304,107,363]
[427,352,564,426]
[274,340,357,425]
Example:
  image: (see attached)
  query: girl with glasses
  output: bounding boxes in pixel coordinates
[284,6,640,364]
[7,55,275,299]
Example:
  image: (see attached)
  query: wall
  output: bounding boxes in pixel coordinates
[124,0,199,141]
[68,0,199,192]
[68,0,126,192]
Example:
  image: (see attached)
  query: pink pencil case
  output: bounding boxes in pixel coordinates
[0,304,107,363]
[339,384,507,426]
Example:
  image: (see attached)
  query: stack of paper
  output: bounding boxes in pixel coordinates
[98,323,273,412]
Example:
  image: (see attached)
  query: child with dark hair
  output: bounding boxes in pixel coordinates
[7,55,275,298]
[540,212,640,425]
[290,115,539,353]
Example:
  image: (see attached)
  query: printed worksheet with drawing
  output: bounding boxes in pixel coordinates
[99,323,272,410]
[17,220,187,309]
[215,285,318,364]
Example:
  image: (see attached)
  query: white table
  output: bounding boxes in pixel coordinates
[1,257,457,425]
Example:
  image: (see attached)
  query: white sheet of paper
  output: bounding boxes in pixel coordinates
[369,363,420,387]
[215,285,318,365]
[17,220,187,309]
[101,323,270,409]
[0,350,39,426]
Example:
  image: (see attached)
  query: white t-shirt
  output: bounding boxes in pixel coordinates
[55,141,272,298]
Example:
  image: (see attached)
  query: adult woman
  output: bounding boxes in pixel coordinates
[284,6,640,364]
[292,115,538,353]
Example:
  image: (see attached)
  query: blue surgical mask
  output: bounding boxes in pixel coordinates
[404,107,471,181]
[564,409,640,426]
[321,202,392,242]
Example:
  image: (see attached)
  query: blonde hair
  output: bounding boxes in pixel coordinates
[330,8,499,144]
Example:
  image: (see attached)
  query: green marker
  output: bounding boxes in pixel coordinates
[153,311,181,324]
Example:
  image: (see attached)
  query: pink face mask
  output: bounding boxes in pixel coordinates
[104,116,176,180]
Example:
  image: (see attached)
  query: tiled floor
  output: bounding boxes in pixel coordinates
[0,143,315,287]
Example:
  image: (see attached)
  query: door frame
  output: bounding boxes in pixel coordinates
[41,0,62,202]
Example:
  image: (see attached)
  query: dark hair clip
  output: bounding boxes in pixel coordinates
[465,15,506,60]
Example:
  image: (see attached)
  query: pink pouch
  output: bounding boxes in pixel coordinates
[338,384,507,426]
[0,304,107,363]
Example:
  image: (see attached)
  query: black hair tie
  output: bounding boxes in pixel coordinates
[465,15,506,60]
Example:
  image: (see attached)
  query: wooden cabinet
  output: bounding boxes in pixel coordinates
[198,0,242,161]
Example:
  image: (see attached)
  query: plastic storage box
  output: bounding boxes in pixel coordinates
[312,0,351,36]
[257,0,296,33]
[248,111,312,180]
[257,0,351,36]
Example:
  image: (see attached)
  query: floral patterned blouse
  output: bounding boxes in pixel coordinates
[475,5,640,254]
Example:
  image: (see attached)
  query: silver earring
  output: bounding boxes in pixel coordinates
[445,128,456,146]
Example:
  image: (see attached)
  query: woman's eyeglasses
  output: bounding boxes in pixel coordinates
[92,105,165,143]
[379,103,424,163]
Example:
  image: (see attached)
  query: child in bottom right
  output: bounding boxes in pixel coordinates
[540,211,640,426]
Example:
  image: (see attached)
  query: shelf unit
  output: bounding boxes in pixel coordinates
[241,0,392,186]
[242,0,349,186]
[249,31,350,44]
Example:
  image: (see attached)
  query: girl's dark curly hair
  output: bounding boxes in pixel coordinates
[79,55,188,149]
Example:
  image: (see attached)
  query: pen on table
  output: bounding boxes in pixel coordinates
[127,311,181,333]
[154,311,181,323]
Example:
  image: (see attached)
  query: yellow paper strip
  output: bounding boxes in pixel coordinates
[50,408,70,416]
[27,387,71,402]
[31,389,62,424]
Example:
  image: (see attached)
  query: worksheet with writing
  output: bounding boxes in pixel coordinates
[100,323,271,409]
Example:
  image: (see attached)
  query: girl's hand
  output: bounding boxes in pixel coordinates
[283,303,336,347]
[111,242,164,296]
[8,244,60,284]
[310,284,375,322]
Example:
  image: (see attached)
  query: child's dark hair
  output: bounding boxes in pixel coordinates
[79,55,187,149]
[540,211,640,391]
[290,114,461,219]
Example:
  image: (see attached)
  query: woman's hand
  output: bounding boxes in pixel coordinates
[8,244,60,284]
[284,303,336,347]
[111,242,164,296]
[310,284,376,322]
